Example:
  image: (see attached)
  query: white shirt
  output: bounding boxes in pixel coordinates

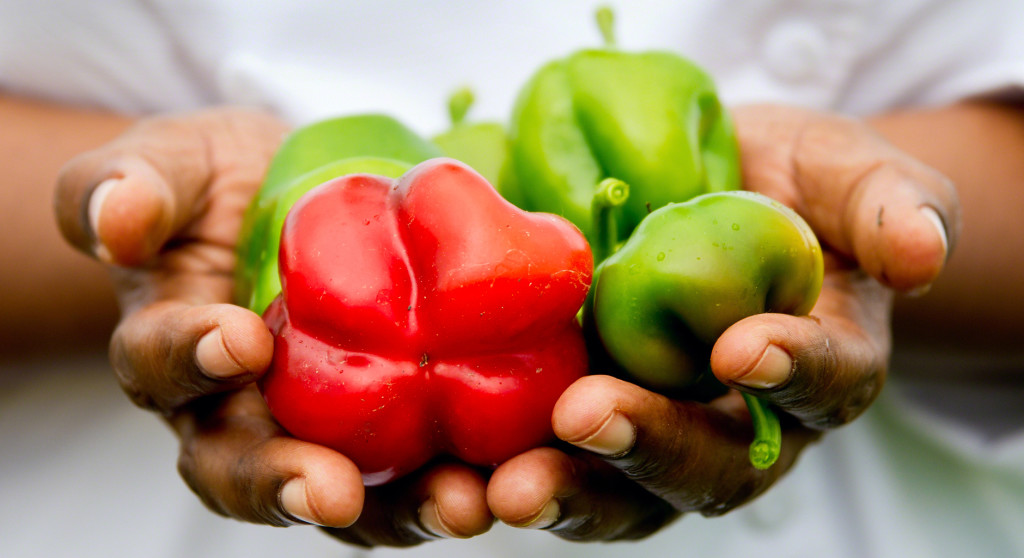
[3,0,1023,127]
[1,1,1023,557]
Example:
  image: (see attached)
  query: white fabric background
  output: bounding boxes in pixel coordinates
[3,0,1022,128]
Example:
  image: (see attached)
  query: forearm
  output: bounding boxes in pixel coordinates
[0,93,134,357]
[868,100,1024,352]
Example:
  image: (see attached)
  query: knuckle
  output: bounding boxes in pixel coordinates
[117,376,162,412]
[608,403,734,512]
[109,311,213,414]
[196,108,288,184]
[109,333,164,412]
[612,409,692,490]
[612,421,769,518]
[233,443,292,527]
[176,436,233,520]
[179,416,291,527]
[131,114,196,141]
[828,363,886,427]
[778,346,887,430]
[550,488,678,543]
[615,450,678,489]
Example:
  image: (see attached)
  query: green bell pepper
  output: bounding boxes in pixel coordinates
[586,188,824,468]
[432,87,509,188]
[235,114,443,313]
[501,7,740,247]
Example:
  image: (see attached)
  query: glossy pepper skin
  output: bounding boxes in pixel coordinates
[586,190,824,467]
[500,9,740,246]
[588,191,823,388]
[260,158,593,486]
[235,114,443,313]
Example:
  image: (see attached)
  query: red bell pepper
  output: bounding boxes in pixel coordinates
[260,158,593,485]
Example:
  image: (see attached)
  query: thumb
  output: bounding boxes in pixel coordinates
[55,117,210,266]
[54,108,287,266]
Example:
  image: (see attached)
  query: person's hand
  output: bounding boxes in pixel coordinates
[54,108,494,546]
[486,103,959,539]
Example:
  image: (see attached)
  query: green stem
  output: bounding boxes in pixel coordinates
[596,6,616,48]
[591,178,629,262]
[741,392,781,469]
[448,87,474,126]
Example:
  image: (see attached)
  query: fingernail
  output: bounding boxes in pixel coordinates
[734,345,793,389]
[516,499,560,530]
[88,178,120,263]
[195,328,247,379]
[902,207,947,297]
[905,283,932,298]
[572,412,635,457]
[281,478,324,526]
[418,498,455,539]
[919,206,948,261]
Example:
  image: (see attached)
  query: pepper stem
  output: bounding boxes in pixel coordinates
[591,178,629,263]
[448,87,475,126]
[741,392,782,469]
[596,6,616,48]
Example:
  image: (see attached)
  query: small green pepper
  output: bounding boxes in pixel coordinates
[586,189,824,468]
[432,88,509,188]
[501,7,740,246]
[235,114,443,313]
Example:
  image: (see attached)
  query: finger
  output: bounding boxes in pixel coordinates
[110,301,273,412]
[489,447,677,541]
[551,375,817,516]
[821,155,955,292]
[413,464,493,540]
[327,462,493,547]
[711,261,892,428]
[734,105,959,292]
[54,108,286,266]
[171,385,364,528]
[55,117,212,265]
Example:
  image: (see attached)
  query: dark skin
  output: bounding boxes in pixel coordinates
[6,89,1021,544]
[873,101,1024,351]
[0,95,126,357]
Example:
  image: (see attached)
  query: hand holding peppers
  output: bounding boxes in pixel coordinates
[488,103,955,539]
[501,8,799,469]
[55,108,508,542]
[485,14,953,537]
[586,189,823,467]
[50,10,956,545]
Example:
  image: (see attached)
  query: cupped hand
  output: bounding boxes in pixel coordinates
[488,103,959,539]
[54,107,493,546]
